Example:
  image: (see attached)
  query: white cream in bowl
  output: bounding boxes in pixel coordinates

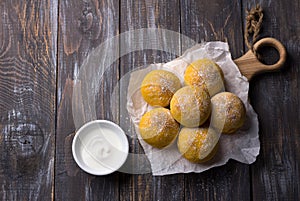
[72,120,129,175]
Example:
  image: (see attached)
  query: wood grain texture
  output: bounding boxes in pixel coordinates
[0,0,299,200]
[243,1,300,200]
[181,0,251,200]
[119,0,184,200]
[0,0,57,200]
[55,0,120,200]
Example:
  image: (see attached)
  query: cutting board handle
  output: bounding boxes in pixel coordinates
[234,37,287,80]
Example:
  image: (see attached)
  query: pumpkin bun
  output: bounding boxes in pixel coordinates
[170,85,211,127]
[184,58,225,97]
[177,127,219,163]
[139,108,180,149]
[211,92,246,134]
[141,70,181,107]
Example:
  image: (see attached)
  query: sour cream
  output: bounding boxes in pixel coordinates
[72,120,129,175]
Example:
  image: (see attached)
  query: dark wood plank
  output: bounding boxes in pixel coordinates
[0,0,57,200]
[55,0,120,200]
[181,0,251,200]
[119,0,184,200]
[242,1,300,200]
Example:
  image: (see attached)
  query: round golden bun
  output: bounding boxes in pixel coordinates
[170,85,211,127]
[139,108,180,149]
[211,92,246,134]
[141,70,181,107]
[184,58,225,96]
[177,127,219,163]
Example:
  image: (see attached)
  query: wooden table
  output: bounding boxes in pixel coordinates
[0,0,299,200]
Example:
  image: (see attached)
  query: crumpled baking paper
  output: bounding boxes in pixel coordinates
[127,41,260,176]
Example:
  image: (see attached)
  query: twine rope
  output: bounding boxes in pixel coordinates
[245,4,264,57]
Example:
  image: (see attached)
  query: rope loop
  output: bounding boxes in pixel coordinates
[245,4,264,57]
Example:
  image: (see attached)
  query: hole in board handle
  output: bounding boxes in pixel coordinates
[253,37,287,71]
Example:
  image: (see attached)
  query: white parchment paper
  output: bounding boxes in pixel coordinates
[127,41,260,176]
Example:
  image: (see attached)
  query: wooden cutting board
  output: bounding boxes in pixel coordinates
[234,38,287,80]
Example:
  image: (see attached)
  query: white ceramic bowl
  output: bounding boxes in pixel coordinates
[72,120,129,175]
